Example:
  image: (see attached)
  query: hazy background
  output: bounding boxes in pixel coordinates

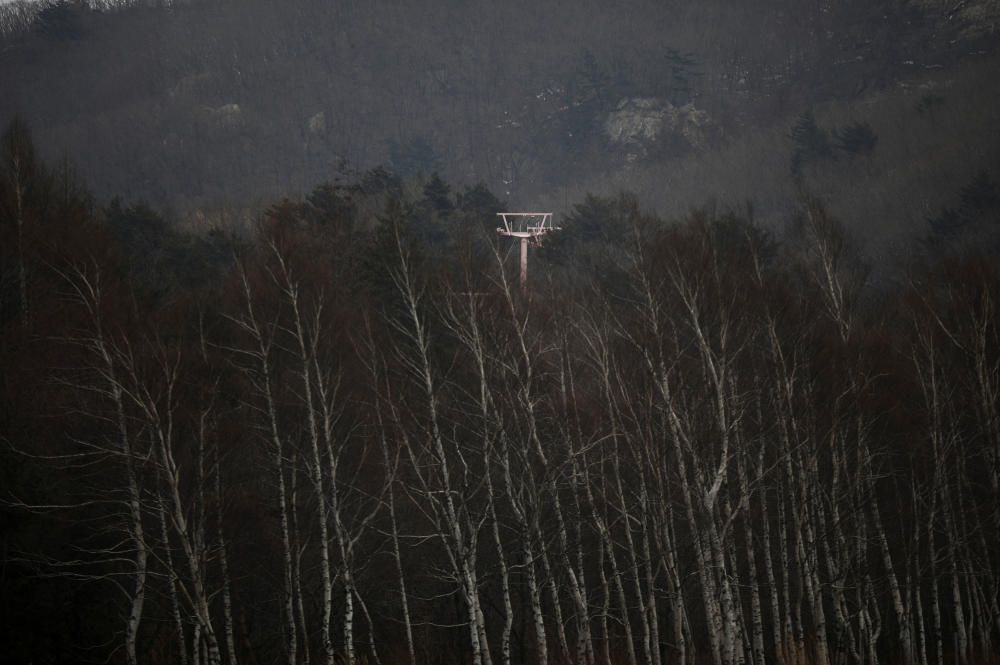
[4,4,1000,665]
[2,0,1000,255]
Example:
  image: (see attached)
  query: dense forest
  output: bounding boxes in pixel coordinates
[3,0,1000,664]
[3,112,1000,665]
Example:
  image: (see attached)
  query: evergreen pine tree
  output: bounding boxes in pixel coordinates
[790,110,833,175]
[422,173,453,215]
[834,121,878,156]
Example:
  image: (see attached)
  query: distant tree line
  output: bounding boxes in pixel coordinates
[2,120,1000,665]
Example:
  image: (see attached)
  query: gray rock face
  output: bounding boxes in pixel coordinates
[203,103,242,127]
[914,0,1000,39]
[605,98,670,145]
[307,111,326,135]
[605,98,711,160]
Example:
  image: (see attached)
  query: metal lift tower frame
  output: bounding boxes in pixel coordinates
[496,212,558,293]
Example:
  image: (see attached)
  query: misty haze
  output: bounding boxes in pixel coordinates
[2,1,999,665]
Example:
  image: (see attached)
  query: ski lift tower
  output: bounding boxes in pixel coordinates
[496,212,558,293]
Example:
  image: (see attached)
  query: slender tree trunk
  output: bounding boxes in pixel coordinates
[237,271,298,665]
[929,509,943,665]
[82,275,148,665]
[213,444,238,665]
[597,535,614,665]
[869,454,912,665]
[912,493,928,665]
[153,408,223,665]
[488,478,514,665]
[293,315,335,665]
[373,406,415,665]
[194,624,203,665]
[664,502,687,665]
[538,529,570,664]
[160,495,189,665]
[523,529,549,665]
[737,453,765,665]
[288,451,311,665]
[639,502,662,665]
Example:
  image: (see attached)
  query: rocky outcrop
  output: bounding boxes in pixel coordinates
[605,98,712,160]
[307,111,326,135]
[915,0,1000,39]
[202,103,242,128]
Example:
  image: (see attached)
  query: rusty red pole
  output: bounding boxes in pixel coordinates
[520,237,529,294]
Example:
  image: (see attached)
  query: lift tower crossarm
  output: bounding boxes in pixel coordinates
[496,213,558,293]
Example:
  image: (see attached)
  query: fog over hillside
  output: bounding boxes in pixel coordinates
[2,0,999,254]
[3,3,1000,665]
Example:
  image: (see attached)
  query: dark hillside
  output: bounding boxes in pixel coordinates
[2,0,999,249]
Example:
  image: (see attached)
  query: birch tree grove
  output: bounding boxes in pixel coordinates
[4,174,1000,665]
